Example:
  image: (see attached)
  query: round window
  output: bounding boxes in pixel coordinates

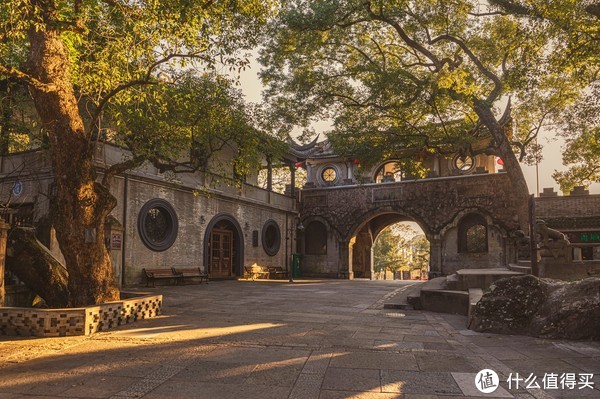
[138,199,178,251]
[453,155,475,173]
[262,220,281,256]
[321,167,337,182]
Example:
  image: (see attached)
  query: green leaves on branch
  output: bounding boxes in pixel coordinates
[260,0,598,177]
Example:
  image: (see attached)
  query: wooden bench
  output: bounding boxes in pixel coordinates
[172,267,209,284]
[143,268,181,287]
[244,264,270,280]
[268,267,289,279]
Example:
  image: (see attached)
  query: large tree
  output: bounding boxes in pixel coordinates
[0,0,276,306]
[486,1,600,192]
[260,0,598,227]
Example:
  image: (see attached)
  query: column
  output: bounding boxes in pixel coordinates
[429,235,443,277]
[289,163,296,197]
[267,157,273,191]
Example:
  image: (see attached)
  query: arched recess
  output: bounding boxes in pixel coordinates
[372,160,403,183]
[305,221,328,254]
[458,213,488,253]
[299,215,337,276]
[345,208,432,279]
[203,213,244,277]
[439,209,509,274]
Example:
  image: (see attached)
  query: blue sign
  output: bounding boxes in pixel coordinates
[12,181,23,197]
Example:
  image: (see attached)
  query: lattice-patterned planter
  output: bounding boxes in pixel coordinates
[0,292,162,337]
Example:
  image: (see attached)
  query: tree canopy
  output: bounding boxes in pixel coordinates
[260,0,599,209]
[0,0,279,306]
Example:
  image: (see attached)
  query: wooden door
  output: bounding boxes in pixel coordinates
[210,229,233,276]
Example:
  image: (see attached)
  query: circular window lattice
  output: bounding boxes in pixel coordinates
[262,220,281,256]
[453,155,475,173]
[138,199,178,251]
[321,167,337,182]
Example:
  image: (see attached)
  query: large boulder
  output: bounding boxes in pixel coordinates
[470,275,600,340]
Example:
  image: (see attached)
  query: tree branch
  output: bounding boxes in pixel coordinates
[0,65,56,93]
[429,34,503,102]
[362,1,442,70]
[86,52,212,136]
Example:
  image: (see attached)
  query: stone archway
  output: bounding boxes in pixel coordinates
[346,211,431,279]
[299,173,521,278]
[203,213,244,277]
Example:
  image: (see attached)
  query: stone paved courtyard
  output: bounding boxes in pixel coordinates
[0,279,599,399]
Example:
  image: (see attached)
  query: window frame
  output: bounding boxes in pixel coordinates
[457,213,488,253]
[137,198,179,252]
[262,219,281,256]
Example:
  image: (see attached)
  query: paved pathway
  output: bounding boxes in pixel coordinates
[0,279,599,398]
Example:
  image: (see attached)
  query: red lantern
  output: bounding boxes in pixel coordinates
[294,161,304,168]
[353,159,360,165]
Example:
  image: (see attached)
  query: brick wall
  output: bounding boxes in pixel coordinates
[0,293,162,337]
[535,193,600,219]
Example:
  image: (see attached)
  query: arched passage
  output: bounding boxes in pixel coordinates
[203,213,244,277]
[373,222,430,280]
[347,211,431,279]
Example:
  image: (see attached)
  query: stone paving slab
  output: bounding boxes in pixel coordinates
[380,370,462,395]
[1,279,599,399]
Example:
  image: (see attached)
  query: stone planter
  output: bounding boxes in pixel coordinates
[0,292,162,337]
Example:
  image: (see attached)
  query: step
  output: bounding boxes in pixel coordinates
[419,289,469,316]
[453,268,524,290]
[467,288,484,326]
[516,260,532,267]
[383,282,425,310]
[405,277,446,311]
[508,264,532,274]
[445,273,460,290]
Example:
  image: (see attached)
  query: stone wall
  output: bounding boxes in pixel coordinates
[0,145,298,287]
[114,175,295,285]
[440,223,506,275]
[535,190,600,221]
[0,293,162,337]
[300,173,521,277]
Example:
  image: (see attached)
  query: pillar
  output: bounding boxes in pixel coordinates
[429,235,443,278]
[306,162,313,183]
[289,163,296,197]
[339,239,352,279]
[347,161,354,181]
[0,219,9,306]
[266,157,273,191]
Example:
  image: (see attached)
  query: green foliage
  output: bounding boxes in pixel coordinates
[553,127,600,193]
[0,0,281,179]
[373,223,429,278]
[260,0,598,171]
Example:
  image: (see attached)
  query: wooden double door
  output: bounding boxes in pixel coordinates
[210,229,233,277]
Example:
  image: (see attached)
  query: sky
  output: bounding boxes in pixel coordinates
[235,56,600,196]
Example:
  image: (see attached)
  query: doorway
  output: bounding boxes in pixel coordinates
[204,214,244,277]
[210,229,233,276]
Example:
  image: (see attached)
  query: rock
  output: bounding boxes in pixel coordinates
[470,275,600,340]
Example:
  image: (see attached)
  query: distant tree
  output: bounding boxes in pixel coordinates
[0,0,277,306]
[257,164,307,194]
[407,234,430,278]
[373,228,402,279]
[553,125,600,193]
[373,223,429,279]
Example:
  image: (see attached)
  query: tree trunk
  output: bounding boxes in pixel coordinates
[6,228,69,308]
[473,99,530,230]
[26,2,119,307]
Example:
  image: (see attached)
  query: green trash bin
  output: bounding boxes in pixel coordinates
[292,253,300,278]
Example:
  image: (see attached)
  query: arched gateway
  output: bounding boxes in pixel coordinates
[298,172,521,278]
